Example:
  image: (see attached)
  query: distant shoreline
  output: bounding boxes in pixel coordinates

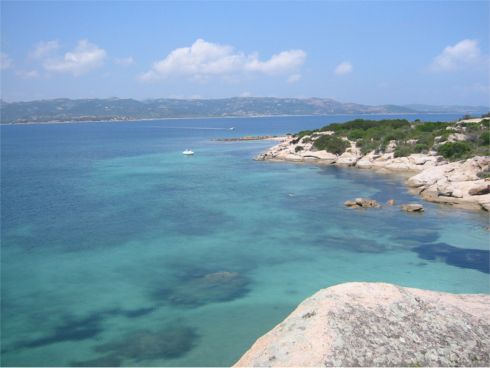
[0,112,466,126]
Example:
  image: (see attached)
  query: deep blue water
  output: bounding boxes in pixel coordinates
[1,114,489,366]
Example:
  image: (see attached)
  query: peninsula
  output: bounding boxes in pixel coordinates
[256,117,490,211]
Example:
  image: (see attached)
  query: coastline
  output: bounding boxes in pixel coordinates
[0,112,467,126]
[256,136,490,212]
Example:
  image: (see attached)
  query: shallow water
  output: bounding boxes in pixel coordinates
[1,115,489,366]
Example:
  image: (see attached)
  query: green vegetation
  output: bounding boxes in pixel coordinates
[295,146,304,152]
[292,118,490,161]
[437,142,472,159]
[312,135,349,154]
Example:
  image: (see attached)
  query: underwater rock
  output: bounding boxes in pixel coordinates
[94,324,198,363]
[401,203,424,212]
[154,271,250,307]
[235,282,490,367]
[71,355,122,367]
[386,199,396,206]
[18,313,105,349]
[413,242,490,274]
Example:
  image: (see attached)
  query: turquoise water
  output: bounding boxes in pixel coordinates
[1,115,489,367]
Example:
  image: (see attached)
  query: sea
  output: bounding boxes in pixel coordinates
[1,114,489,367]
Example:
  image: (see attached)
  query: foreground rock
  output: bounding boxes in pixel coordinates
[235,282,490,367]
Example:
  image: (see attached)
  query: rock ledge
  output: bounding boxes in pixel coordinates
[234,282,490,367]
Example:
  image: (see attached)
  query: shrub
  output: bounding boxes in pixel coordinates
[394,145,415,158]
[414,122,450,132]
[347,129,364,140]
[414,143,430,153]
[479,131,490,146]
[437,142,471,160]
[313,135,349,154]
[295,146,304,152]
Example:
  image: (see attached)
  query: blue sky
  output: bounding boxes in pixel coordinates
[1,1,489,105]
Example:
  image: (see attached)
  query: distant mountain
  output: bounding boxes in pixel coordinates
[0,97,488,124]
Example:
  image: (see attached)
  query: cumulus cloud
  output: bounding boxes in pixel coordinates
[30,40,60,59]
[334,61,353,75]
[140,38,306,81]
[114,56,134,66]
[0,52,13,70]
[430,39,483,72]
[43,39,107,76]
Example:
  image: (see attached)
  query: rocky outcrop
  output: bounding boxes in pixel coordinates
[344,198,381,209]
[257,137,489,211]
[234,282,490,367]
[407,156,490,211]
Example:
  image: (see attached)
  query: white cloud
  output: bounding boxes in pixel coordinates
[287,73,302,83]
[140,38,306,81]
[240,91,252,97]
[334,61,353,75]
[430,39,483,72]
[0,52,13,70]
[30,40,60,59]
[114,56,134,66]
[15,70,40,79]
[43,39,107,76]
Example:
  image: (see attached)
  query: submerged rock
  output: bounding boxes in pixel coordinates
[234,282,490,367]
[401,203,424,212]
[154,271,250,307]
[94,324,198,363]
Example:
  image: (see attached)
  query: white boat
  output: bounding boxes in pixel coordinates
[182,149,194,155]
[229,127,235,130]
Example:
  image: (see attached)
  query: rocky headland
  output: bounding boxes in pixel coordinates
[235,282,490,367]
[256,118,490,211]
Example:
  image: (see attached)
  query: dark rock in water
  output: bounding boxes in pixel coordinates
[123,307,156,318]
[413,242,490,274]
[94,324,198,362]
[71,355,122,367]
[401,203,424,212]
[468,185,490,196]
[18,313,105,349]
[154,271,250,307]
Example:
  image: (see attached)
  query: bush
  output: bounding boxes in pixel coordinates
[295,146,304,152]
[414,122,450,132]
[313,135,349,154]
[437,142,472,159]
[414,143,430,153]
[394,145,415,158]
[479,131,490,146]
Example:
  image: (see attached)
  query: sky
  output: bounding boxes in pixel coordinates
[0,1,489,106]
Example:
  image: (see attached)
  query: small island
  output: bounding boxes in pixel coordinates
[257,116,490,211]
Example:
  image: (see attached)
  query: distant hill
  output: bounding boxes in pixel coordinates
[0,97,488,124]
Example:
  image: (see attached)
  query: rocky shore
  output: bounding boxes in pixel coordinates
[256,128,490,211]
[235,282,490,367]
